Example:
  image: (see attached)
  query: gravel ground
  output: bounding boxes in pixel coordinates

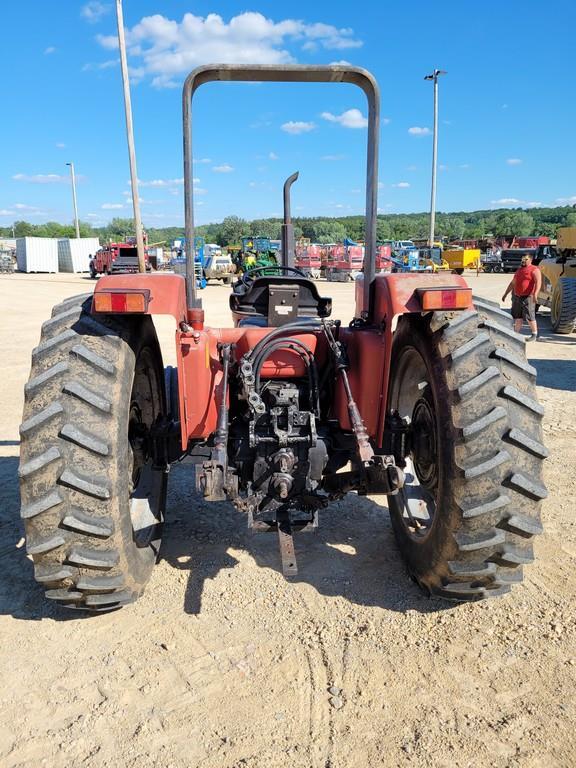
[0,272,574,768]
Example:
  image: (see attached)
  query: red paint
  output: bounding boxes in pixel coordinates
[332,329,387,437]
[515,236,550,248]
[375,245,392,272]
[295,244,323,270]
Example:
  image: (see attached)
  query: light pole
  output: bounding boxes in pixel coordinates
[116,0,145,273]
[66,162,80,239]
[424,69,447,246]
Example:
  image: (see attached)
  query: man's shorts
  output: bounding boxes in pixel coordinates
[511,294,536,322]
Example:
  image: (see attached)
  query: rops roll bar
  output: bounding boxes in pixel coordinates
[182,64,381,318]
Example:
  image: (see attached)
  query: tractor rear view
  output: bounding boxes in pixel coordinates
[19,65,547,612]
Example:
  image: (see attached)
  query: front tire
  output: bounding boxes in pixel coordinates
[387,298,547,600]
[550,277,576,333]
[19,295,167,611]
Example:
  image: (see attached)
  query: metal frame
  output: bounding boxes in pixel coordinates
[182,64,380,316]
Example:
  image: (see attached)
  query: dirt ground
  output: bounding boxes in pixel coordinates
[0,272,575,768]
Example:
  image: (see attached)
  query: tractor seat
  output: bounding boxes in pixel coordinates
[230,275,332,327]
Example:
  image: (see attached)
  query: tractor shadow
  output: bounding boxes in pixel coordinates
[531,358,576,391]
[160,461,453,617]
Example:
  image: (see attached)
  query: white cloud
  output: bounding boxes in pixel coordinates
[321,154,345,161]
[194,157,212,164]
[491,198,521,206]
[382,118,391,125]
[13,203,40,211]
[506,158,522,165]
[12,173,68,184]
[407,164,417,171]
[212,164,234,173]
[408,126,431,136]
[269,151,279,160]
[556,195,576,205]
[392,182,410,188]
[281,121,316,134]
[459,163,470,169]
[137,177,184,187]
[0,209,14,216]
[82,59,118,72]
[101,203,124,209]
[491,198,542,208]
[55,142,66,149]
[44,47,56,55]
[96,12,362,88]
[329,59,352,65]
[321,108,367,129]
[81,2,111,24]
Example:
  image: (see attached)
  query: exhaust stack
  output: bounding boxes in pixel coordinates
[281,171,299,269]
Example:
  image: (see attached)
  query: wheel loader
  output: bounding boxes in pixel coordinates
[537,227,576,333]
[18,65,547,612]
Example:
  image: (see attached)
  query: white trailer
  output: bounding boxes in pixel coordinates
[16,237,59,273]
[58,238,101,273]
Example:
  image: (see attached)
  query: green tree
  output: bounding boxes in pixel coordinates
[219,215,247,246]
[314,220,347,243]
[376,218,392,241]
[13,220,35,237]
[493,211,534,237]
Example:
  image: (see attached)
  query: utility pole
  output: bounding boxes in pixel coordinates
[66,162,80,238]
[116,0,145,272]
[424,69,447,246]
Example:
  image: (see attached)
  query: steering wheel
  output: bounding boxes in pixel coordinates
[240,265,307,287]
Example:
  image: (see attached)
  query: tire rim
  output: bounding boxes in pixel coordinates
[128,348,164,548]
[389,346,438,540]
[551,288,560,325]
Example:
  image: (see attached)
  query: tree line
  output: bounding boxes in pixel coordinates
[2,205,576,247]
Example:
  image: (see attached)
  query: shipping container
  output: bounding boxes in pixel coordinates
[16,237,59,273]
[58,238,101,273]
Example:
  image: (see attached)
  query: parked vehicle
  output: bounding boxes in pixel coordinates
[501,245,555,273]
[203,244,235,284]
[537,227,576,332]
[481,249,503,273]
[325,242,364,281]
[90,238,150,277]
[442,247,481,274]
[295,243,323,278]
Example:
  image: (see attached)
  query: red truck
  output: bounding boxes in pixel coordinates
[90,238,150,278]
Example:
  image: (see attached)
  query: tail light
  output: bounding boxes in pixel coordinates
[93,289,150,313]
[417,287,472,311]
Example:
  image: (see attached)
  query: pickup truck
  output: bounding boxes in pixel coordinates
[501,244,556,272]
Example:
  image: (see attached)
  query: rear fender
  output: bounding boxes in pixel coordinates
[92,273,188,324]
[349,272,471,445]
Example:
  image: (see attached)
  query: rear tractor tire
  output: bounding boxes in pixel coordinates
[550,277,576,333]
[19,294,167,611]
[387,297,547,601]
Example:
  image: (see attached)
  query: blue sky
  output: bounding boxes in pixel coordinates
[1,0,575,228]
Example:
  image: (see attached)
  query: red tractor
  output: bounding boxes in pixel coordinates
[19,65,546,612]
